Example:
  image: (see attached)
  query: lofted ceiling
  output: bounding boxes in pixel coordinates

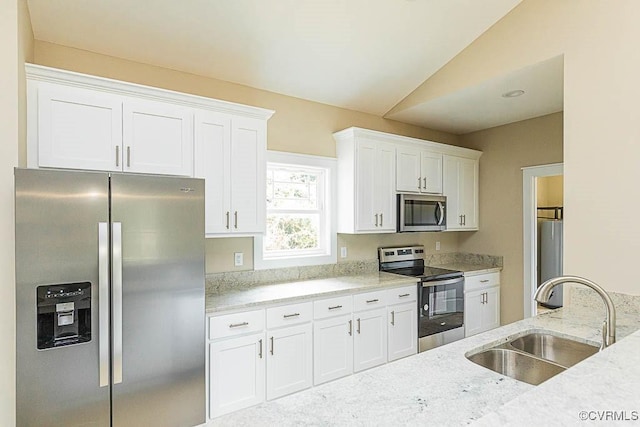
[24,0,564,135]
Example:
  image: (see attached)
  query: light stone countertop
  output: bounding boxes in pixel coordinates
[206,304,640,426]
[205,272,419,314]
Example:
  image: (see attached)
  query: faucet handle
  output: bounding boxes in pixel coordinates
[600,321,608,351]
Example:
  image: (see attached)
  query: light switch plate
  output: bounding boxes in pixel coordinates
[340,247,347,258]
[234,252,243,267]
[436,241,441,251]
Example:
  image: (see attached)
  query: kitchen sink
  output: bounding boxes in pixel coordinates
[468,348,565,385]
[467,331,599,386]
[510,332,599,368]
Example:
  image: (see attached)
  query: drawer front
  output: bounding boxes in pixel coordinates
[209,309,265,340]
[465,272,500,292]
[353,290,387,312]
[266,301,313,329]
[386,284,418,305]
[313,295,353,320]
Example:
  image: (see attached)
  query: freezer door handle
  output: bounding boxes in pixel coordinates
[112,222,123,385]
[98,222,110,387]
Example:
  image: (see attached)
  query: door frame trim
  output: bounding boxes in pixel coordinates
[522,163,563,318]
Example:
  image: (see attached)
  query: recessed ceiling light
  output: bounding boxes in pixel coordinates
[502,89,525,98]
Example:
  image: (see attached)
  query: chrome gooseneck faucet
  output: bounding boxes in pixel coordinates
[534,275,616,351]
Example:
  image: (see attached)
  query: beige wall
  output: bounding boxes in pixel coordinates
[459,112,563,324]
[2,0,32,424]
[537,175,563,210]
[395,0,640,299]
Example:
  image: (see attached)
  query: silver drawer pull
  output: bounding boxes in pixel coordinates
[328,305,343,310]
[366,299,379,303]
[399,293,410,298]
[283,313,300,319]
[229,322,249,328]
[480,280,490,283]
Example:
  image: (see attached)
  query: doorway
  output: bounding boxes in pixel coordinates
[522,163,563,318]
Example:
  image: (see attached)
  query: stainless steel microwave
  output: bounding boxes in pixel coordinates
[397,194,446,232]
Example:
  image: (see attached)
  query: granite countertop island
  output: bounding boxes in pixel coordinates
[207,293,640,426]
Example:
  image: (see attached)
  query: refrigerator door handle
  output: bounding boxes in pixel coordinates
[112,222,123,384]
[98,222,110,387]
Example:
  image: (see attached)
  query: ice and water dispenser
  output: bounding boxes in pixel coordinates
[36,282,92,349]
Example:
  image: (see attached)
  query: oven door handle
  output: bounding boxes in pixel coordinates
[422,277,463,287]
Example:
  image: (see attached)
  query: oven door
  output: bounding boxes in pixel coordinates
[419,277,464,339]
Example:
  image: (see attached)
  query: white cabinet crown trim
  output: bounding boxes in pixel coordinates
[333,127,481,160]
[26,63,275,120]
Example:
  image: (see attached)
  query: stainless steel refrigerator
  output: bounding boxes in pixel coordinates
[539,219,563,308]
[15,168,205,427]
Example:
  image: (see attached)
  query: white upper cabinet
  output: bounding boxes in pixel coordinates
[443,155,479,230]
[122,98,193,176]
[396,146,442,194]
[335,131,396,234]
[26,64,273,184]
[195,112,267,235]
[335,127,481,234]
[35,82,123,172]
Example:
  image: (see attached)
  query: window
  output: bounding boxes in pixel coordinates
[254,151,336,269]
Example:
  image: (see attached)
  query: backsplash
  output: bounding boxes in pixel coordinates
[205,251,502,294]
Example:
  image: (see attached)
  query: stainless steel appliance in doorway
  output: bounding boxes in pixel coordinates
[15,168,206,427]
[379,246,464,352]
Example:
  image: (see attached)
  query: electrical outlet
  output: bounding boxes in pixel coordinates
[234,252,243,267]
[340,247,348,258]
[436,241,441,251]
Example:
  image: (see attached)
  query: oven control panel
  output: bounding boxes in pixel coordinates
[378,246,425,263]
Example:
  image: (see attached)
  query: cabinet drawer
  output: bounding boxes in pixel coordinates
[386,284,418,305]
[465,272,500,292]
[313,295,353,320]
[353,290,387,312]
[266,301,313,329]
[209,309,265,340]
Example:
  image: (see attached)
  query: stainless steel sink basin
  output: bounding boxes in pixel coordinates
[468,348,565,385]
[509,333,598,368]
[467,331,600,385]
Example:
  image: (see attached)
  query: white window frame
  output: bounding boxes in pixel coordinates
[254,151,337,270]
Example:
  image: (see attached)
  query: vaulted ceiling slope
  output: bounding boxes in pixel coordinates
[27,0,522,118]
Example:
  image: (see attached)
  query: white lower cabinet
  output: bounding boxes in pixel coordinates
[464,272,501,337]
[388,302,418,361]
[313,314,354,385]
[208,285,418,419]
[209,332,265,418]
[353,307,387,372]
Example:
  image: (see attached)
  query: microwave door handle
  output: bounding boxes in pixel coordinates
[437,202,445,226]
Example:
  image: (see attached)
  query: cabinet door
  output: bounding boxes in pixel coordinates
[463,289,484,337]
[313,314,353,385]
[354,140,378,231]
[37,82,122,171]
[396,146,421,193]
[209,332,265,418]
[376,142,397,232]
[195,111,232,234]
[421,151,443,194]
[387,303,417,362]
[459,157,478,229]
[481,287,501,332]
[230,117,266,233]
[443,155,462,229]
[353,308,387,372]
[266,323,312,400]
[122,99,193,176]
